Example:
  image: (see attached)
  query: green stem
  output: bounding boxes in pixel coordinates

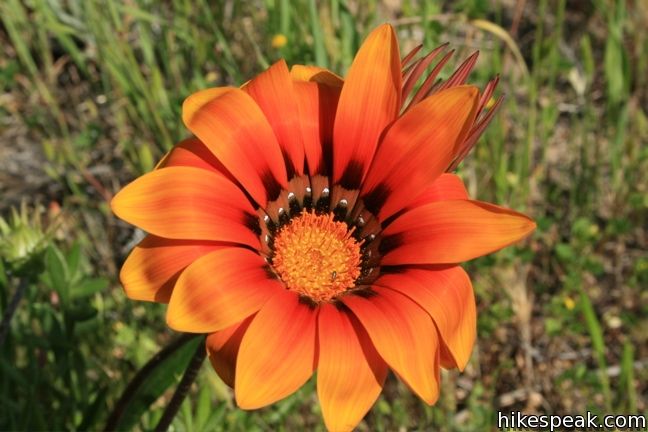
[104,333,199,431]
[154,337,206,432]
[0,277,28,346]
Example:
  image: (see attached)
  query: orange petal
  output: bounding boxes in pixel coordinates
[166,248,283,333]
[342,287,440,404]
[376,266,476,370]
[111,167,259,247]
[206,316,253,387]
[404,173,469,211]
[243,60,305,177]
[120,235,223,303]
[158,137,234,179]
[381,200,536,265]
[361,86,479,220]
[290,65,344,87]
[317,304,387,432]
[293,80,340,175]
[235,289,317,409]
[182,87,287,206]
[333,24,401,189]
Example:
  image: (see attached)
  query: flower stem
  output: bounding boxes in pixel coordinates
[154,337,206,432]
[104,333,198,431]
[0,277,28,346]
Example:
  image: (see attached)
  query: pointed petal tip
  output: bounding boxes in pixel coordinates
[376,22,395,32]
[333,21,401,184]
[459,84,480,98]
[450,339,475,372]
[422,393,440,406]
[366,23,397,46]
[109,191,121,219]
[381,200,537,264]
[438,84,480,106]
[110,183,139,225]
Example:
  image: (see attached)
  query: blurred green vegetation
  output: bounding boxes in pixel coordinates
[0,0,646,430]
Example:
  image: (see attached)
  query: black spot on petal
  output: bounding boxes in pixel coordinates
[265,217,277,235]
[315,194,330,214]
[379,265,407,274]
[288,195,301,215]
[298,295,319,309]
[283,151,296,180]
[261,170,283,202]
[333,203,348,221]
[321,138,333,176]
[278,209,290,226]
[380,211,401,229]
[242,212,262,236]
[332,300,351,311]
[302,193,313,210]
[352,288,377,299]
[378,233,404,255]
[263,264,278,280]
[362,183,391,216]
[338,159,364,190]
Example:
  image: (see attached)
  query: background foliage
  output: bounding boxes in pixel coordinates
[1,0,646,430]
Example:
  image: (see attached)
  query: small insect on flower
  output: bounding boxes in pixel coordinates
[111,24,535,432]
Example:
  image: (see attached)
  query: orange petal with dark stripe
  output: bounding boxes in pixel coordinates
[381,200,536,265]
[182,87,287,206]
[111,167,259,247]
[376,266,476,370]
[361,86,479,220]
[243,60,305,177]
[293,80,340,175]
[235,289,317,409]
[343,287,440,404]
[120,235,223,303]
[166,248,283,333]
[333,24,401,188]
[206,316,253,387]
[317,304,387,432]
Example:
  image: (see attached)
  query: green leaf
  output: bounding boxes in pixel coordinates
[579,289,612,410]
[108,335,204,431]
[77,388,108,431]
[555,243,574,263]
[619,341,637,412]
[308,0,328,68]
[45,245,69,303]
[0,259,7,289]
[580,35,594,84]
[137,144,155,173]
[66,304,98,322]
[71,278,108,299]
[65,242,82,281]
[194,384,211,431]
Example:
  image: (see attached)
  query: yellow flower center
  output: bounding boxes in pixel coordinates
[272,210,362,303]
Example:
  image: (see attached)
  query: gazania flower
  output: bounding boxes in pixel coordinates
[112,24,535,431]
